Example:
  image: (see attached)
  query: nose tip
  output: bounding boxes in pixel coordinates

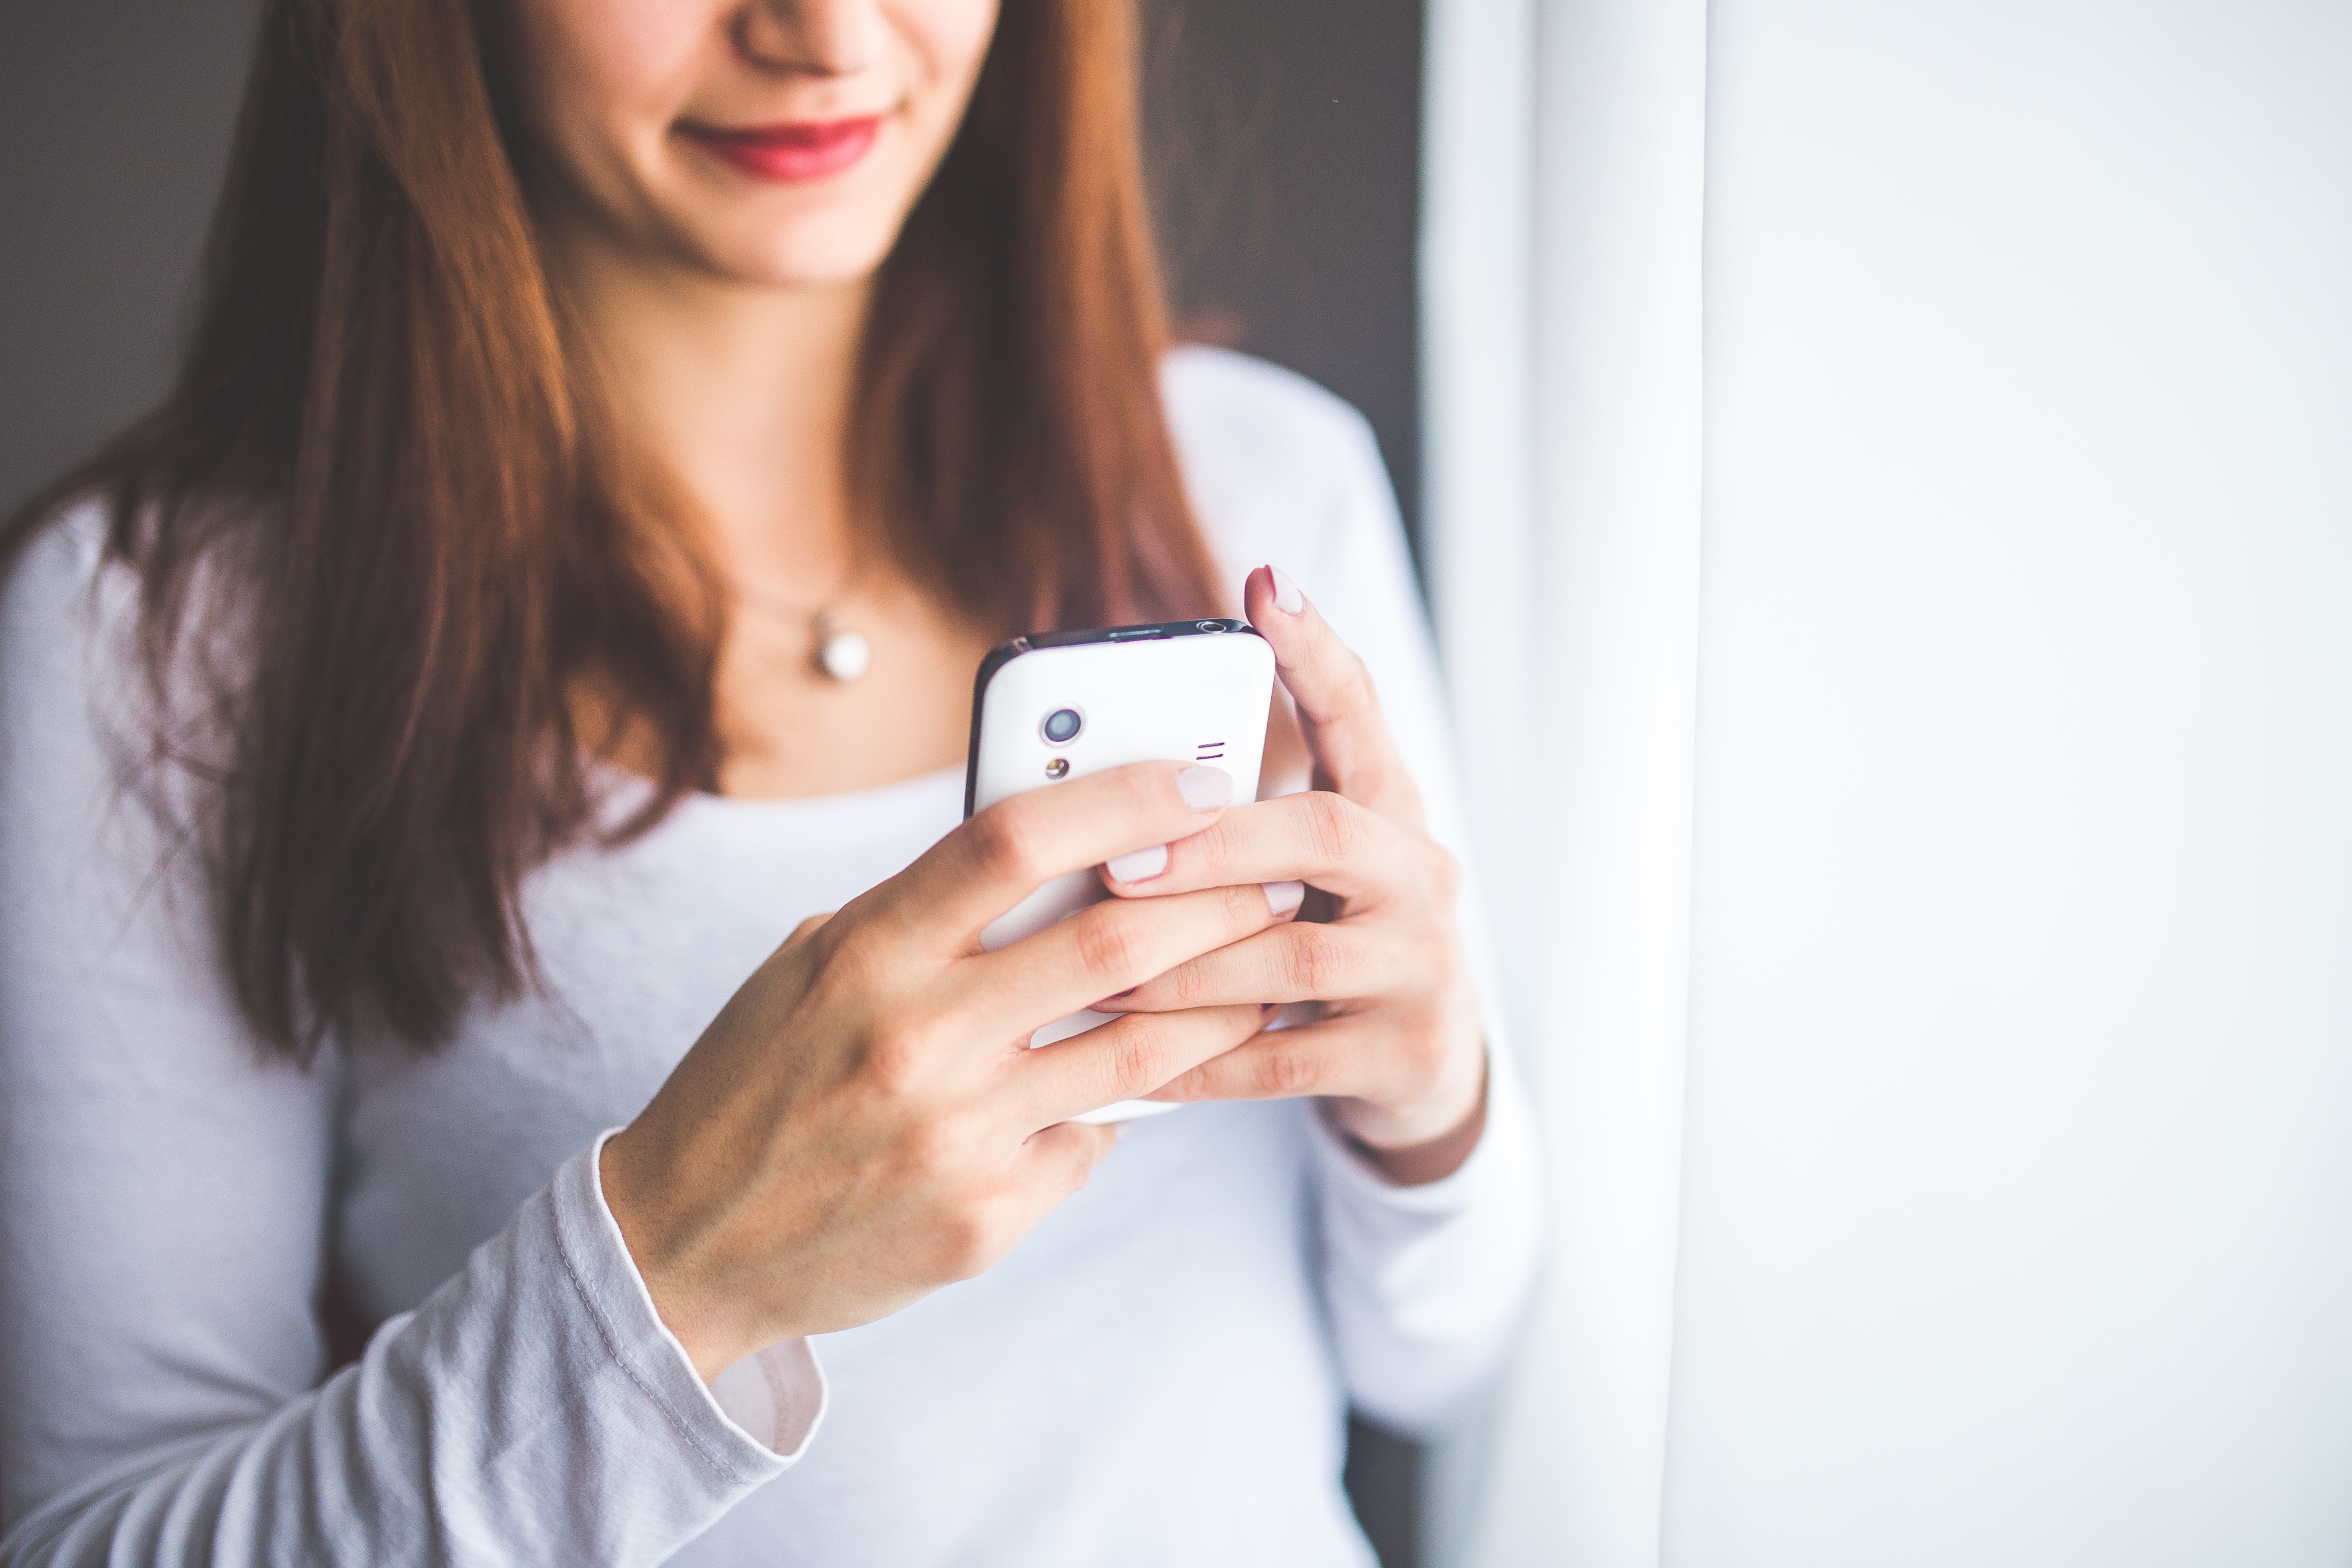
[736,0,888,77]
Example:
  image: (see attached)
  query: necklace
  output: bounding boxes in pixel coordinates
[735,558,871,682]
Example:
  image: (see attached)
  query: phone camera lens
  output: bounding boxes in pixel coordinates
[1041,707,1083,745]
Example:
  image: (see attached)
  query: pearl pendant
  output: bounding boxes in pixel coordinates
[816,623,871,682]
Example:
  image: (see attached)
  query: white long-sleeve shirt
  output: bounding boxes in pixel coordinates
[0,348,1542,1568]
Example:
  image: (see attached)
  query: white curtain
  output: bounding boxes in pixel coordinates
[1420,0,1704,1565]
[1419,1,2352,1564]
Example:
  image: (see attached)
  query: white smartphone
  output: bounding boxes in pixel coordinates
[965,617,1278,1123]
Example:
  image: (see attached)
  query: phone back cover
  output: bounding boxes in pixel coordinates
[971,631,1276,1049]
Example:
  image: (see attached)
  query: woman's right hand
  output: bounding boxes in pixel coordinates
[598,762,1287,1380]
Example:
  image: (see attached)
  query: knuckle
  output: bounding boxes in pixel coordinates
[865,1049,920,1100]
[1107,1017,1173,1096]
[863,1015,940,1095]
[896,1114,967,1179]
[966,801,1047,888]
[1256,1045,1319,1098]
[790,915,857,990]
[1281,924,1346,998]
[1303,790,1370,866]
[1068,1135,1111,1190]
[929,1205,997,1281]
[1154,1062,1206,1102]
[1191,812,1245,868]
[1072,909,1146,983]
[1221,879,1271,928]
[1154,956,1211,1009]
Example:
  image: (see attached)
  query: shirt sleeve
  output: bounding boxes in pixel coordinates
[1305,1069,1543,1437]
[0,510,821,1567]
[1163,350,1548,1438]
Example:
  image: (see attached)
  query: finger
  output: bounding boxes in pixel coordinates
[1143,1013,1381,1105]
[875,761,1237,948]
[1148,1017,1489,1157]
[1099,790,1438,906]
[1007,1119,1119,1222]
[1015,1004,1269,1126]
[1244,565,1424,827]
[1092,918,1411,1016]
[961,878,1297,1037]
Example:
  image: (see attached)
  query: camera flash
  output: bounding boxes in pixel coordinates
[1045,758,1069,779]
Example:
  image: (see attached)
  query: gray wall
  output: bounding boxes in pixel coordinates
[0,0,265,516]
[1140,0,1425,549]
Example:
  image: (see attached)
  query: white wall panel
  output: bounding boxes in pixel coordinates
[1666,4,2352,1564]
[1422,2,1706,1564]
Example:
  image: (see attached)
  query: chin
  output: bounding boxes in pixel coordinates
[686,213,906,291]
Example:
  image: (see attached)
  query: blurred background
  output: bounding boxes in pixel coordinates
[9,3,2352,1568]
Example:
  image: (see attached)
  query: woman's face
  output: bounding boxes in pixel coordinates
[505,0,1000,286]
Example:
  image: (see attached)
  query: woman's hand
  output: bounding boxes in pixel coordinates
[600,761,1294,1380]
[1093,566,1490,1187]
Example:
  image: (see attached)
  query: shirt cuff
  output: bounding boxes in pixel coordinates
[556,1132,829,1469]
[1305,1048,1531,1217]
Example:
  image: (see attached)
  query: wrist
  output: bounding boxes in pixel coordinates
[598,1127,748,1382]
[1330,1057,1489,1186]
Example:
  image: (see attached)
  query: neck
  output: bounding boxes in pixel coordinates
[555,231,872,597]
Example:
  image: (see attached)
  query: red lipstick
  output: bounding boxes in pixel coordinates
[678,116,883,182]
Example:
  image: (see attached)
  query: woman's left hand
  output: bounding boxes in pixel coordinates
[1091,565,1489,1184]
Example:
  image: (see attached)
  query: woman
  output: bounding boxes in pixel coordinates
[0,0,1539,1563]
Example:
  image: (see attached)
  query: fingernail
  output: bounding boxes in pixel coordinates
[1175,765,1232,812]
[1263,879,1306,917]
[1266,565,1305,615]
[1107,844,1169,883]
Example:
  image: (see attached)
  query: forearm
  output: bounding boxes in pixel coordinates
[4,1143,814,1568]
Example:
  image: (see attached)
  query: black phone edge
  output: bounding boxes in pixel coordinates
[961,618,1259,818]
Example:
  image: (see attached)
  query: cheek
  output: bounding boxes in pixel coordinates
[505,0,719,167]
[893,0,1001,105]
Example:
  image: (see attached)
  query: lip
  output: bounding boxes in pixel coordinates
[676,115,884,183]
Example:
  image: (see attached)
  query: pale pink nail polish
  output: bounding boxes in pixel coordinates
[1175,765,1232,811]
[1107,844,1169,883]
[1267,565,1304,615]
[1263,879,1307,917]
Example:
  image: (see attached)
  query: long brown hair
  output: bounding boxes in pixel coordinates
[4,0,1222,1058]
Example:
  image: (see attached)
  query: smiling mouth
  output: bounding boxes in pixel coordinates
[675,115,884,182]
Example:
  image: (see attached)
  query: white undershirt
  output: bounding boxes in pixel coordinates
[0,348,1542,1568]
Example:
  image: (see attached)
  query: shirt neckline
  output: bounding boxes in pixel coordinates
[583,755,965,836]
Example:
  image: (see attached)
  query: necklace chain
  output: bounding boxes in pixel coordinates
[733,553,872,682]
